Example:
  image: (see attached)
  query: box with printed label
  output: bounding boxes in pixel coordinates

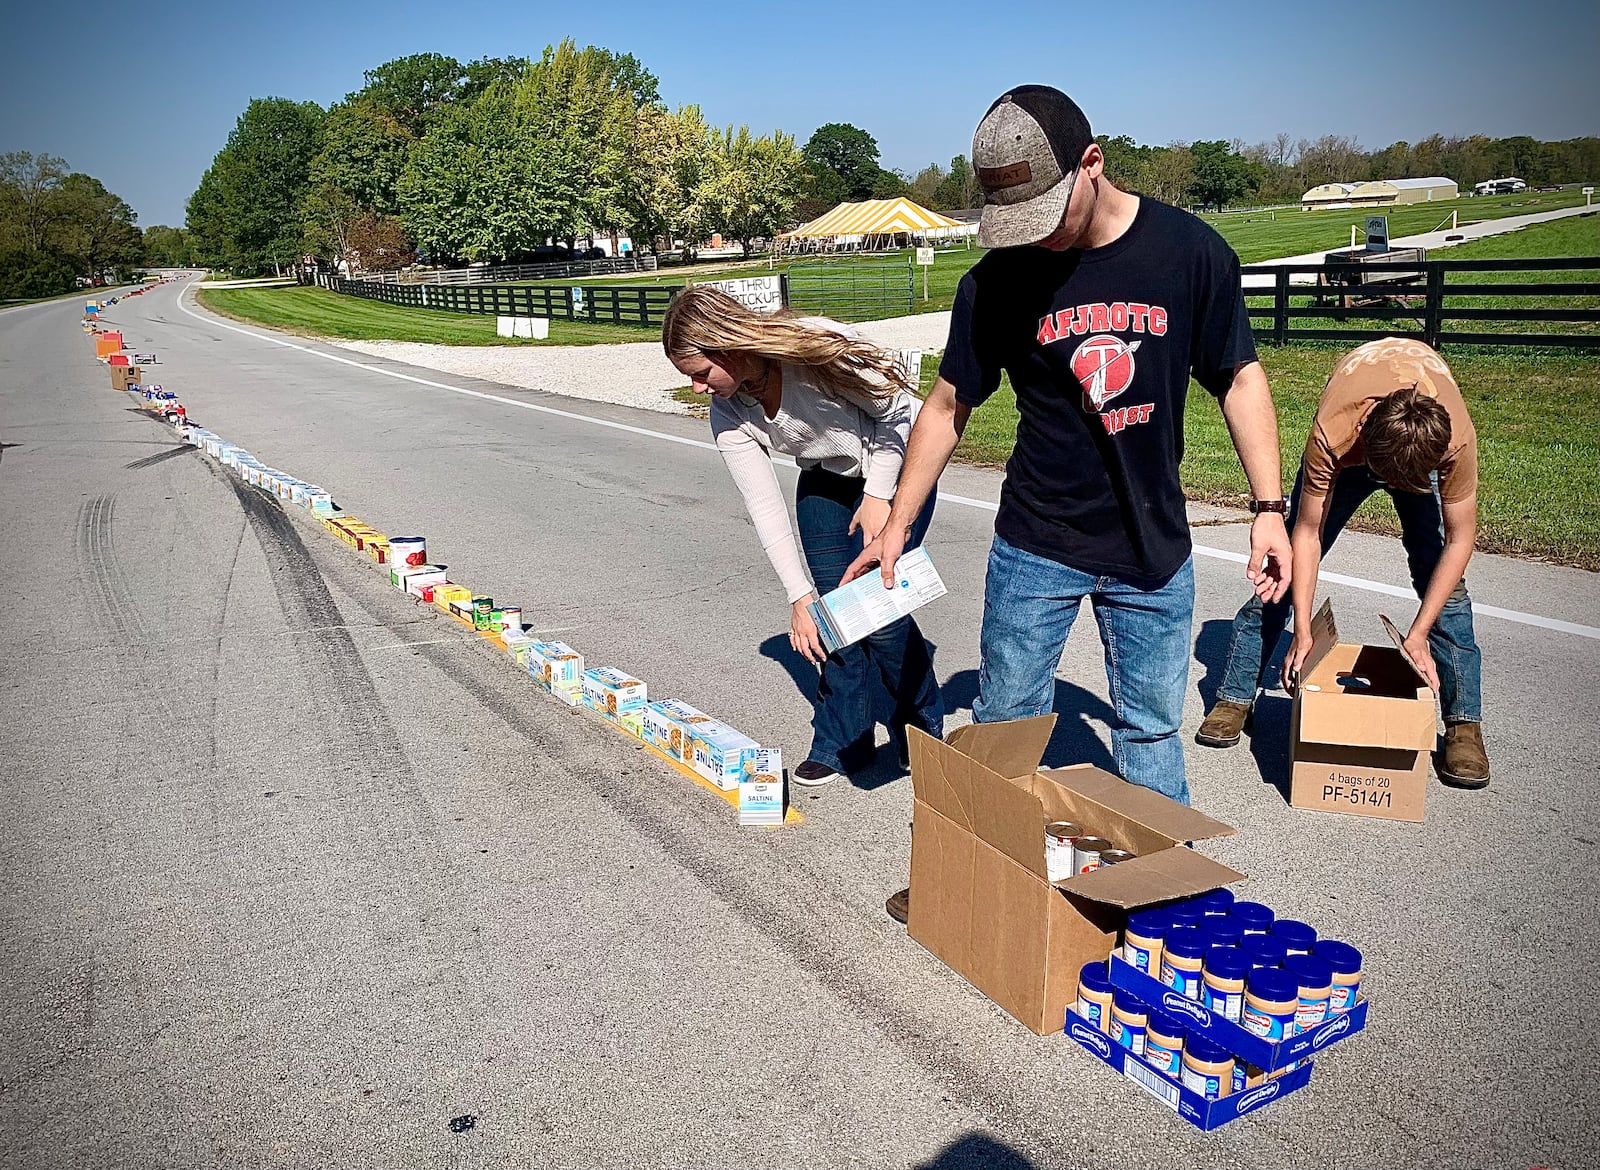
[528,642,584,693]
[739,748,784,827]
[687,718,759,790]
[1064,1008,1313,1131]
[391,564,447,596]
[641,699,713,764]
[1289,601,1437,822]
[1107,955,1368,1072]
[582,668,647,724]
[503,632,536,664]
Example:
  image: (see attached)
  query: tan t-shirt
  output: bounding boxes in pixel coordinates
[1302,337,1478,503]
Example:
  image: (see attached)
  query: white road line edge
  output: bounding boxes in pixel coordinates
[174,287,1600,641]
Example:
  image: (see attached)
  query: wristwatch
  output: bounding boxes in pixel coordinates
[1249,498,1288,515]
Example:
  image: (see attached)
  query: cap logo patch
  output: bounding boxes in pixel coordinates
[978,161,1033,188]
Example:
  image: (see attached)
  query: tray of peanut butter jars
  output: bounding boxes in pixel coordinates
[1066,886,1369,1130]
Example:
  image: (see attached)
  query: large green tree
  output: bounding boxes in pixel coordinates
[349,53,468,137]
[1188,140,1260,209]
[143,224,191,267]
[187,97,325,274]
[55,173,143,280]
[700,126,807,256]
[0,152,69,251]
[802,123,882,200]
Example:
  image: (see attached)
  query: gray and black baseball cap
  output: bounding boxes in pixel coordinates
[973,86,1093,248]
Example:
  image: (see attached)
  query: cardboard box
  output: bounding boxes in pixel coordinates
[687,718,759,790]
[582,668,647,725]
[641,699,713,764]
[432,583,472,614]
[906,716,1241,1035]
[1064,1009,1314,1131]
[1289,602,1436,822]
[740,748,784,826]
[527,642,584,694]
[111,365,142,390]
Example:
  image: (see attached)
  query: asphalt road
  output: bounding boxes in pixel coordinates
[2,279,1597,1169]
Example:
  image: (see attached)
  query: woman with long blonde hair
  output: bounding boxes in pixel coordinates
[662,286,943,787]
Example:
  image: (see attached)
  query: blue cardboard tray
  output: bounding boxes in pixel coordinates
[1065,1010,1314,1131]
[1108,954,1368,1072]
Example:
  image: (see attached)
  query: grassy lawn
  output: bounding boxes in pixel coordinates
[930,348,1598,569]
[197,285,655,346]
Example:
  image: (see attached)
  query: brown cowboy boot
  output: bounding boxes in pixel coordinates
[1440,723,1490,789]
[1196,699,1253,748]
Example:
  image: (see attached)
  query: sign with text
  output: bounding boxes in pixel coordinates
[915,247,935,266]
[1365,216,1389,252]
[699,273,786,314]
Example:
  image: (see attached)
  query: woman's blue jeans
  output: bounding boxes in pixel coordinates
[794,468,944,773]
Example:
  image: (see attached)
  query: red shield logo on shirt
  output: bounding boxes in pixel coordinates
[1071,335,1141,411]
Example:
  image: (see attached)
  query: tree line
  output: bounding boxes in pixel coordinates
[0,153,148,298]
[180,42,1599,276]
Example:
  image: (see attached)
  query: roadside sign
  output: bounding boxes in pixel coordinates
[915,247,935,266]
[698,273,786,314]
[1585,186,1594,206]
[1365,216,1389,252]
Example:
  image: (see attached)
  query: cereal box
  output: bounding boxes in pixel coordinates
[740,748,784,826]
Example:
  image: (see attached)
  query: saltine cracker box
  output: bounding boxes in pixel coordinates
[1289,601,1437,822]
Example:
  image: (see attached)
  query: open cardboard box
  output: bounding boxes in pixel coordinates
[907,716,1243,1035]
[1290,601,1436,822]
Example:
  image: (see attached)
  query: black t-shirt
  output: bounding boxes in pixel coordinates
[939,198,1256,581]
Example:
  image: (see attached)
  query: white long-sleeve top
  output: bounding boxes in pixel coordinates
[711,343,921,604]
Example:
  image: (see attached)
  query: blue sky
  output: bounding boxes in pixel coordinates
[2,0,1595,227]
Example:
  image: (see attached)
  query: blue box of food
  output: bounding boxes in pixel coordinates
[1108,955,1367,1072]
[1065,1009,1313,1131]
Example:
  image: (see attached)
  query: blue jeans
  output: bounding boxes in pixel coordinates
[1216,467,1483,723]
[975,535,1195,804]
[795,468,944,773]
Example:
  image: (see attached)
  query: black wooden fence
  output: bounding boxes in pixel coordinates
[1243,256,1600,349]
[319,275,679,328]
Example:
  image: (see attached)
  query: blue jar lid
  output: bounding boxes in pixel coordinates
[1164,926,1210,961]
[1126,909,1170,938]
[1285,953,1334,989]
[1165,901,1207,929]
[1241,933,1288,967]
[1202,945,1249,980]
[1230,900,1276,931]
[1146,1007,1187,1038]
[1192,888,1235,915]
[1113,986,1148,1013]
[1245,965,1300,1002]
[1200,918,1243,949]
[1272,918,1318,950]
[1184,1033,1233,1063]
[1315,939,1363,974]
[1078,960,1113,993]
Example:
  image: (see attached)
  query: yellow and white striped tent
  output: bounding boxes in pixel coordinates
[777,197,977,253]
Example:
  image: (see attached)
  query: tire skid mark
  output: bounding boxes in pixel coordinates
[396,627,1055,1152]
[222,477,470,924]
[123,445,197,471]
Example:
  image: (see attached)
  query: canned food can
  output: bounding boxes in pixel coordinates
[1099,849,1136,866]
[1045,821,1081,882]
[472,598,494,631]
[1073,835,1112,874]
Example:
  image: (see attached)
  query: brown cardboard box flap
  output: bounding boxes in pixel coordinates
[1059,847,1246,909]
[945,715,1056,780]
[1379,614,1431,685]
[1040,764,1236,844]
[1297,599,1340,682]
[908,726,1054,877]
[1299,688,1437,751]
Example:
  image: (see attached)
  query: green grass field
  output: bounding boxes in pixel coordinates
[928,347,1598,569]
[197,285,651,346]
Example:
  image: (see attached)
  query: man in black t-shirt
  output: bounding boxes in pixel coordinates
[847,85,1292,808]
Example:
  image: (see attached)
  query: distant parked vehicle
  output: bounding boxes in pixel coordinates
[1473,178,1527,196]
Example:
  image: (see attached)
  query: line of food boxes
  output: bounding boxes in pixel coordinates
[162,418,787,828]
[904,715,1370,1131]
